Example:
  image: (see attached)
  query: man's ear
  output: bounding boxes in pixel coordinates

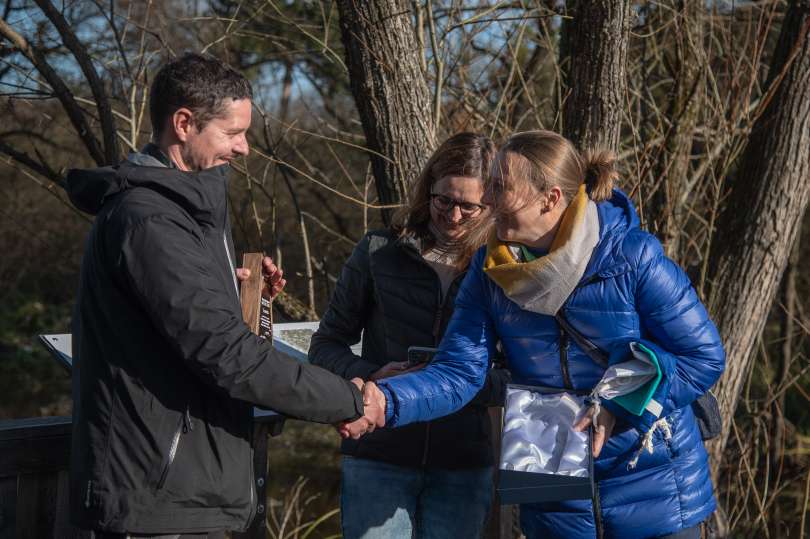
[170,107,195,142]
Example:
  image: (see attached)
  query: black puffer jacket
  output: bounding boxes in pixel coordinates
[67,160,364,534]
[309,229,509,469]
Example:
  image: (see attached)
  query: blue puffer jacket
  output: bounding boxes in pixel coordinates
[378,189,725,539]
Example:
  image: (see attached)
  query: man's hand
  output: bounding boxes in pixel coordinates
[235,256,286,299]
[574,405,616,457]
[369,360,426,381]
[338,379,387,439]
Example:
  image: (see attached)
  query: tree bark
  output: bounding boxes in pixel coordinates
[560,0,632,152]
[337,0,435,225]
[706,1,810,466]
[771,234,800,489]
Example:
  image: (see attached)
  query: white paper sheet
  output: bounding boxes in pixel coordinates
[591,341,658,400]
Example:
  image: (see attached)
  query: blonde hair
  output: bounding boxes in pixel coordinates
[489,130,617,214]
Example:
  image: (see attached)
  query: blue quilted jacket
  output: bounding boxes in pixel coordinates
[378,189,725,539]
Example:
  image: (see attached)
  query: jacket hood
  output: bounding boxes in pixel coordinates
[66,161,230,225]
[582,187,640,280]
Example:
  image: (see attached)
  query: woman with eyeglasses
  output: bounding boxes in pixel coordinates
[309,132,509,539]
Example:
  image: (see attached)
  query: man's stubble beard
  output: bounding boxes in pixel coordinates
[179,144,202,172]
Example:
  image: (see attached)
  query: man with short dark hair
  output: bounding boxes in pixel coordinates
[66,53,383,538]
[145,53,253,172]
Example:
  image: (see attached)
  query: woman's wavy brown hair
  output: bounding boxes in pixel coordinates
[393,132,496,269]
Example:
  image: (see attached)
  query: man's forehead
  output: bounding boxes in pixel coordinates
[212,98,252,127]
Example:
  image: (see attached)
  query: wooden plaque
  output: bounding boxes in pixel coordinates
[240,253,273,340]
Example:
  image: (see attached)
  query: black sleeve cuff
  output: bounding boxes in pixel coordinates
[347,381,365,421]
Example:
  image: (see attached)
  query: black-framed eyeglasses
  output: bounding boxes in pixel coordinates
[430,193,487,217]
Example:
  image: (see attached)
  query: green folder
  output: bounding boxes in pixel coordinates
[612,342,662,416]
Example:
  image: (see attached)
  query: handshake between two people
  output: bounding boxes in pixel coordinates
[337,360,427,439]
[339,379,387,439]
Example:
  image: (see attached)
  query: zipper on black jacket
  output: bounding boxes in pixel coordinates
[400,242,467,468]
[223,230,239,298]
[183,407,194,433]
[221,211,256,521]
[157,413,186,490]
[421,423,432,467]
[423,277,444,467]
[246,421,258,527]
[425,261,465,467]
[559,326,573,390]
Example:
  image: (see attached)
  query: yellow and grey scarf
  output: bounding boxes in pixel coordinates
[483,185,600,315]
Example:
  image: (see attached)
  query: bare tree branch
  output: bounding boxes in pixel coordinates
[0,140,63,186]
[33,0,118,164]
[0,18,106,165]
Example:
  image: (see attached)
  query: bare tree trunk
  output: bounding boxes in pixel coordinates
[706,1,810,467]
[771,234,800,511]
[560,0,632,151]
[648,2,705,260]
[337,0,435,225]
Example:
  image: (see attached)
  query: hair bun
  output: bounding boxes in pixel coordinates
[582,149,618,202]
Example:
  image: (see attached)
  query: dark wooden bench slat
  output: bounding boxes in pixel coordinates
[0,476,17,539]
[16,472,58,539]
[0,432,72,477]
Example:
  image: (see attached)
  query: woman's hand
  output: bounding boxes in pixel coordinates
[369,361,426,381]
[574,406,616,457]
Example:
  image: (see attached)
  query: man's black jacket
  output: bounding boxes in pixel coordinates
[309,229,510,469]
[66,160,364,534]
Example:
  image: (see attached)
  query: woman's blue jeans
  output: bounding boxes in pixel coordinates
[340,456,494,539]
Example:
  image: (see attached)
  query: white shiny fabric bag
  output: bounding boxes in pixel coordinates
[497,385,595,504]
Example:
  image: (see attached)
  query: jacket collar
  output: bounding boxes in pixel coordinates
[394,230,423,254]
[580,188,639,282]
[125,143,175,168]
